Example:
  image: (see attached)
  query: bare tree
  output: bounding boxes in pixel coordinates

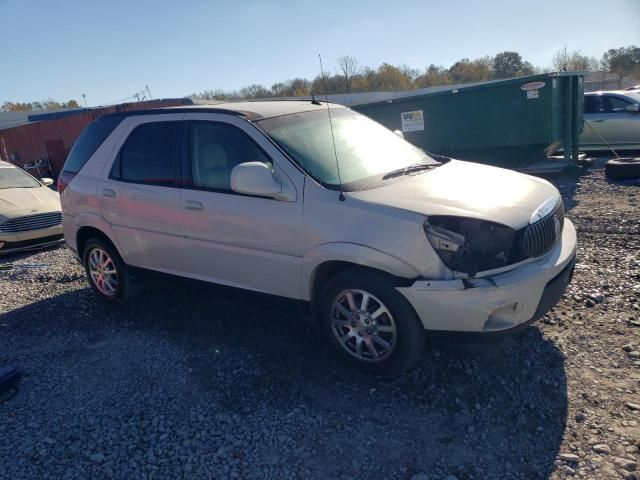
[336,56,360,93]
[552,46,599,72]
[238,84,272,99]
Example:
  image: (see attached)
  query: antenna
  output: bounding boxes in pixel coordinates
[319,54,345,201]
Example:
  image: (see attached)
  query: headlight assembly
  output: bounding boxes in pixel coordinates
[424,216,521,277]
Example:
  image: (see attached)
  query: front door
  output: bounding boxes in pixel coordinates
[586,95,639,148]
[598,95,640,147]
[179,114,304,299]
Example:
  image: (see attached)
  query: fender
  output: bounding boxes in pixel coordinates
[301,242,421,301]
[73,213,125,259]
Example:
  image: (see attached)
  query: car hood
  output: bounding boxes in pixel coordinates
[348,160,560,230]
[0,186,61,221]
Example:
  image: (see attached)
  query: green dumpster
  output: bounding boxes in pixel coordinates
[323,72,584,170]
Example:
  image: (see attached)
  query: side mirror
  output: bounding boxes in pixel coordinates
[40,178,54,186]
[394,129,405,139]
[231,162,282,197]
[625,104,640,113]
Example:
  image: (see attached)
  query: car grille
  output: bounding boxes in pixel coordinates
[521,202,564,258]
[0,212,62,233]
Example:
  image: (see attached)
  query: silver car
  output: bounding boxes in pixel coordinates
[580,91,640,151]
[0,160,63,254]
[60,102,577,373]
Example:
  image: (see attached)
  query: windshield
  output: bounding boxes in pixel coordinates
[624,92,640,103]
[0,166,41,189]
[257,108,436,190]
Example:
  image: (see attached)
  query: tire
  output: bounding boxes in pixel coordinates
[605,157,640,180]
[82,238,131,302]
[317,268,426,375]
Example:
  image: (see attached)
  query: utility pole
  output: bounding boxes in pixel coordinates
[82,93,87,107]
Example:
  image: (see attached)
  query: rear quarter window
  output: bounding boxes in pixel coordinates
[62,116,122,173]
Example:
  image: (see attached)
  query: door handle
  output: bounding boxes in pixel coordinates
[591,119,605,123]
[185,200,204,211]
[102,188,116,198]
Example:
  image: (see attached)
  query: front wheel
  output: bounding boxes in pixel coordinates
[318,269,426,375]
[82,238,130,302]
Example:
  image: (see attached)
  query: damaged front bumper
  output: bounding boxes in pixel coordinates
[397,219,577,333]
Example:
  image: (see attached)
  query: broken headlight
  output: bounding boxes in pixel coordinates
[424,216,522,277]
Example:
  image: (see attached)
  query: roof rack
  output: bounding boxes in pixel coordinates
[99,106,260,121]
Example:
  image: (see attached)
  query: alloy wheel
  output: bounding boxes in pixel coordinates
[88,247,119,297]
[330,289,397,362]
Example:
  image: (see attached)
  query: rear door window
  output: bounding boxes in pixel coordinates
[584,96,604,114]
[112,122,179,186]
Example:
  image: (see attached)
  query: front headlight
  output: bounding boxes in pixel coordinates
[424,216,520,277]
[530,196,561,224]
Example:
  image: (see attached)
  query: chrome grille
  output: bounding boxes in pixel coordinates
[0,212,62,233]
[521,202,564,258]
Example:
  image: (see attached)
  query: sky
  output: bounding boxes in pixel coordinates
[1,0,639,106]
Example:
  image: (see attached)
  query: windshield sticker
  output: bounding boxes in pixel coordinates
[401,110,424,132]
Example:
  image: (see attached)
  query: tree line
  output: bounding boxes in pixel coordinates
[192,46,640,101]
[1,46,638,111]
[1,99,80,113]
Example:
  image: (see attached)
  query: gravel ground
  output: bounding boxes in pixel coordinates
[1,158,639,480]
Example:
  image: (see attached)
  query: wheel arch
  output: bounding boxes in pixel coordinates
[312,257,426,373]
[74,214,123,261]
[304,243,419,306]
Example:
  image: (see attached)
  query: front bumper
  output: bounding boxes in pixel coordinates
[397,219,577,333]
[0,225,64,255]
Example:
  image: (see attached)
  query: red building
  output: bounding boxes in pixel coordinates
[0,98,192,178]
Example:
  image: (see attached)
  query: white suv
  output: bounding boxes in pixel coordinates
[59,101,577,373]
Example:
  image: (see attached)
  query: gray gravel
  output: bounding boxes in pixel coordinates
[1,157,639,479]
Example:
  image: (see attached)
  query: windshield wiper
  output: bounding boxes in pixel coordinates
[383,162,440,180]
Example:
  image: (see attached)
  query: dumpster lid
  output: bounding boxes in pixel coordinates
[294,72,586,108]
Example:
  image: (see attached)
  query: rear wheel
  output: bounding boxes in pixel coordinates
[82,238,130,302]
[318,269,425,375]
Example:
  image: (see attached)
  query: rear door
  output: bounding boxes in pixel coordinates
[98,114,191,276]
[179,113,305,299]
[580,95,601,147]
